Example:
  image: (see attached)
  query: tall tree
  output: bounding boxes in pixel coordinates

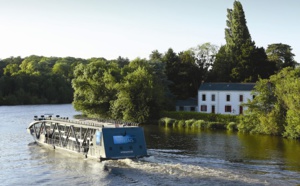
[225,1,256,82]
[212,1,276,82]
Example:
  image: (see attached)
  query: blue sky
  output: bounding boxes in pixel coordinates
[0,0,299,62]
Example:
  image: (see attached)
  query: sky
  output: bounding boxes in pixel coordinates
[0,0,299,62]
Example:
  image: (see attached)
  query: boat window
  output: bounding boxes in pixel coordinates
[96,131,102,146]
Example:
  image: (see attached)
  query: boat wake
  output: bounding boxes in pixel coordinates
[101,149,269,186]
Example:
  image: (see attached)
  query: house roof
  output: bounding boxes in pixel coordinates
[199,83,255,91]
[176,98,198,106]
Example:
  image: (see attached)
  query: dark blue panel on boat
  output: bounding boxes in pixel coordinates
[102,127,147,159]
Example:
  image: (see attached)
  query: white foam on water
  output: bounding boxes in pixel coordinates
[103,156,268,186]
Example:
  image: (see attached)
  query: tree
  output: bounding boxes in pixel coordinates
[191,43,219,83]
[52,61,71,79]
[72,59,121,118]
[19,55,43,74]
[110,58,172,122]
[0,57,23,76]
[111,67,155,123]
[239,67,300,139]
[149,50,163,61]
[177,50,200,98]
[209,46,232,82]
[114,56,130,68]
[266,43,297,70]
[225,1,256,82]
[162,48,181,97]
[4,64,20,76]
[163,48,207,99]
[213,1,274,82]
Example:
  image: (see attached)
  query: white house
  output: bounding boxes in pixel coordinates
[198,83,255,115]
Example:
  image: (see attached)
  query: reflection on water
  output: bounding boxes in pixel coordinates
[0,104,300,185]
[145,124,300,172]
[237,132,300,172]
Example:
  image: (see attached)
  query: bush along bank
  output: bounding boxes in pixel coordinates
[159,111,239,131]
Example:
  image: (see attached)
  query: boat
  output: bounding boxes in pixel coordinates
[27,114,148,161]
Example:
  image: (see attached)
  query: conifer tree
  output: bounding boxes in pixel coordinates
[213,1,272,82]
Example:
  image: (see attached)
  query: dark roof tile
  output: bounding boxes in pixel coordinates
[176,98,198,106]
[199,83,255,91]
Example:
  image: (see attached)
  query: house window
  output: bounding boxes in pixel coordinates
[200,105,207,112]
[179,106,184,111]
[225,105,231,112]
[190,107,195,111]
[226,95,230,102]
[211,94,215,101]
[202,94,206,101]
[239,95,243,102]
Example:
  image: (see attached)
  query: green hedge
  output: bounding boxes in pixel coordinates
[161,111,238,123]
[159,118,229,130]
[159,111,238,131]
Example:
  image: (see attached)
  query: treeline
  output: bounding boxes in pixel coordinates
[0,56,84,105]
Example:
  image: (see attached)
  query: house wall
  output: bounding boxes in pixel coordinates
[176,106,198,112]
[198,90,253,115]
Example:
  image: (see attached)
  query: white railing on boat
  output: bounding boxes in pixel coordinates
[34,116,139,127]
[42,138,96,156]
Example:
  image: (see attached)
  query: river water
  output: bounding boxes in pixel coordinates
[0,104,299,185]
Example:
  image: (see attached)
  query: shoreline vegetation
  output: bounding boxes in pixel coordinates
[159,109,300,141]
[159,111,238,131]
[159,117,238,131]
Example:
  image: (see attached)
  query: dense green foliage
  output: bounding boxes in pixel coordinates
[266,43,297,70]
[72,59,120,118]
[72,58,172,123]
[239,67,300,139]
[0,56,79,105]
[155,43,219,99]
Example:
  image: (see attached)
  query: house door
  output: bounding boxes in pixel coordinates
[239,106,243,115]
[211,105,215,114]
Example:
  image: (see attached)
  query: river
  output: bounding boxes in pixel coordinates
[0,104,299,185]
